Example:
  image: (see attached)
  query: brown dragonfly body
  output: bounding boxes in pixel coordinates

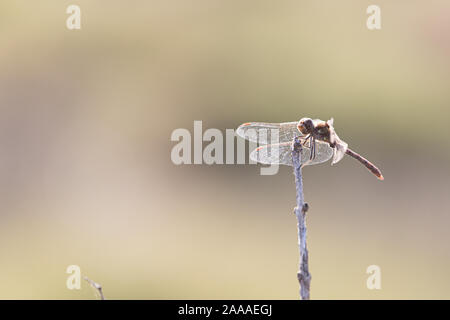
[237,117,384,180]
[297,118,383,180]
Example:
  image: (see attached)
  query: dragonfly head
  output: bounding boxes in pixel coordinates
[297,118,314,135]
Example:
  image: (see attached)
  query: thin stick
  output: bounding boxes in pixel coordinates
[292,137,311,300]
[84,276,106,300]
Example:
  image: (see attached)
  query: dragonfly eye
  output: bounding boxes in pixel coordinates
[298,118,314,134]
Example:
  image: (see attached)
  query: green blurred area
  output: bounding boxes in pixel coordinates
[0,1,449,299]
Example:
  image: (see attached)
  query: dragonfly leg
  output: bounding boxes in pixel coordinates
[301,160,310,169]
[309,142,313,160]
[302,144,313,167]
[309,137,316,160]
[302,134,311,147]
[313,137,317,160]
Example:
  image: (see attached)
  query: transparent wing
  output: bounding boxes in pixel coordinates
[237,119,325,144]
[250,140,334,166]
[332,139,348,164]
[236,122,299,145]
[327,119,348,165]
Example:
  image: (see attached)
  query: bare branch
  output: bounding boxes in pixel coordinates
[292,137,311,300]
[84,276,106,300]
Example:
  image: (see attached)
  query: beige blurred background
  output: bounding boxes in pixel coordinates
[0,1,449,299]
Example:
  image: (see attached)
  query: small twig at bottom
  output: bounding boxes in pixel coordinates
[292,137,311,300]
[84,276,106,300]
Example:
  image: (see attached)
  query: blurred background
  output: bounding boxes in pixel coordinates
[0,0,449,299]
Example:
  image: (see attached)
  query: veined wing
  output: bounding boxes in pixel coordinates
[326,119,348,165]
[236,122,298,145]
[250,140,334,166]
[237,119,324,145]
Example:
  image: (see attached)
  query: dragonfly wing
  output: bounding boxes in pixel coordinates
[250,140,334,166]
[327,119,348,165]
[310,140,335,165]
[332,140,348,164]
[237,122,299,144]
[250,142,293,166]
[278,122,302,143]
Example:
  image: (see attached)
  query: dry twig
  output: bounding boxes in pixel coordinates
[292,137,311,300]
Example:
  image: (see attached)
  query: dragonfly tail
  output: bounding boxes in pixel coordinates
[345,148,384,180]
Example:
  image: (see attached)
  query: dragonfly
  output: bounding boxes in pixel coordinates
[236,117,384,180]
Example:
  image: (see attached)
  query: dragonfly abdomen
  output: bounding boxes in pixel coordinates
[345,148,384,180]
